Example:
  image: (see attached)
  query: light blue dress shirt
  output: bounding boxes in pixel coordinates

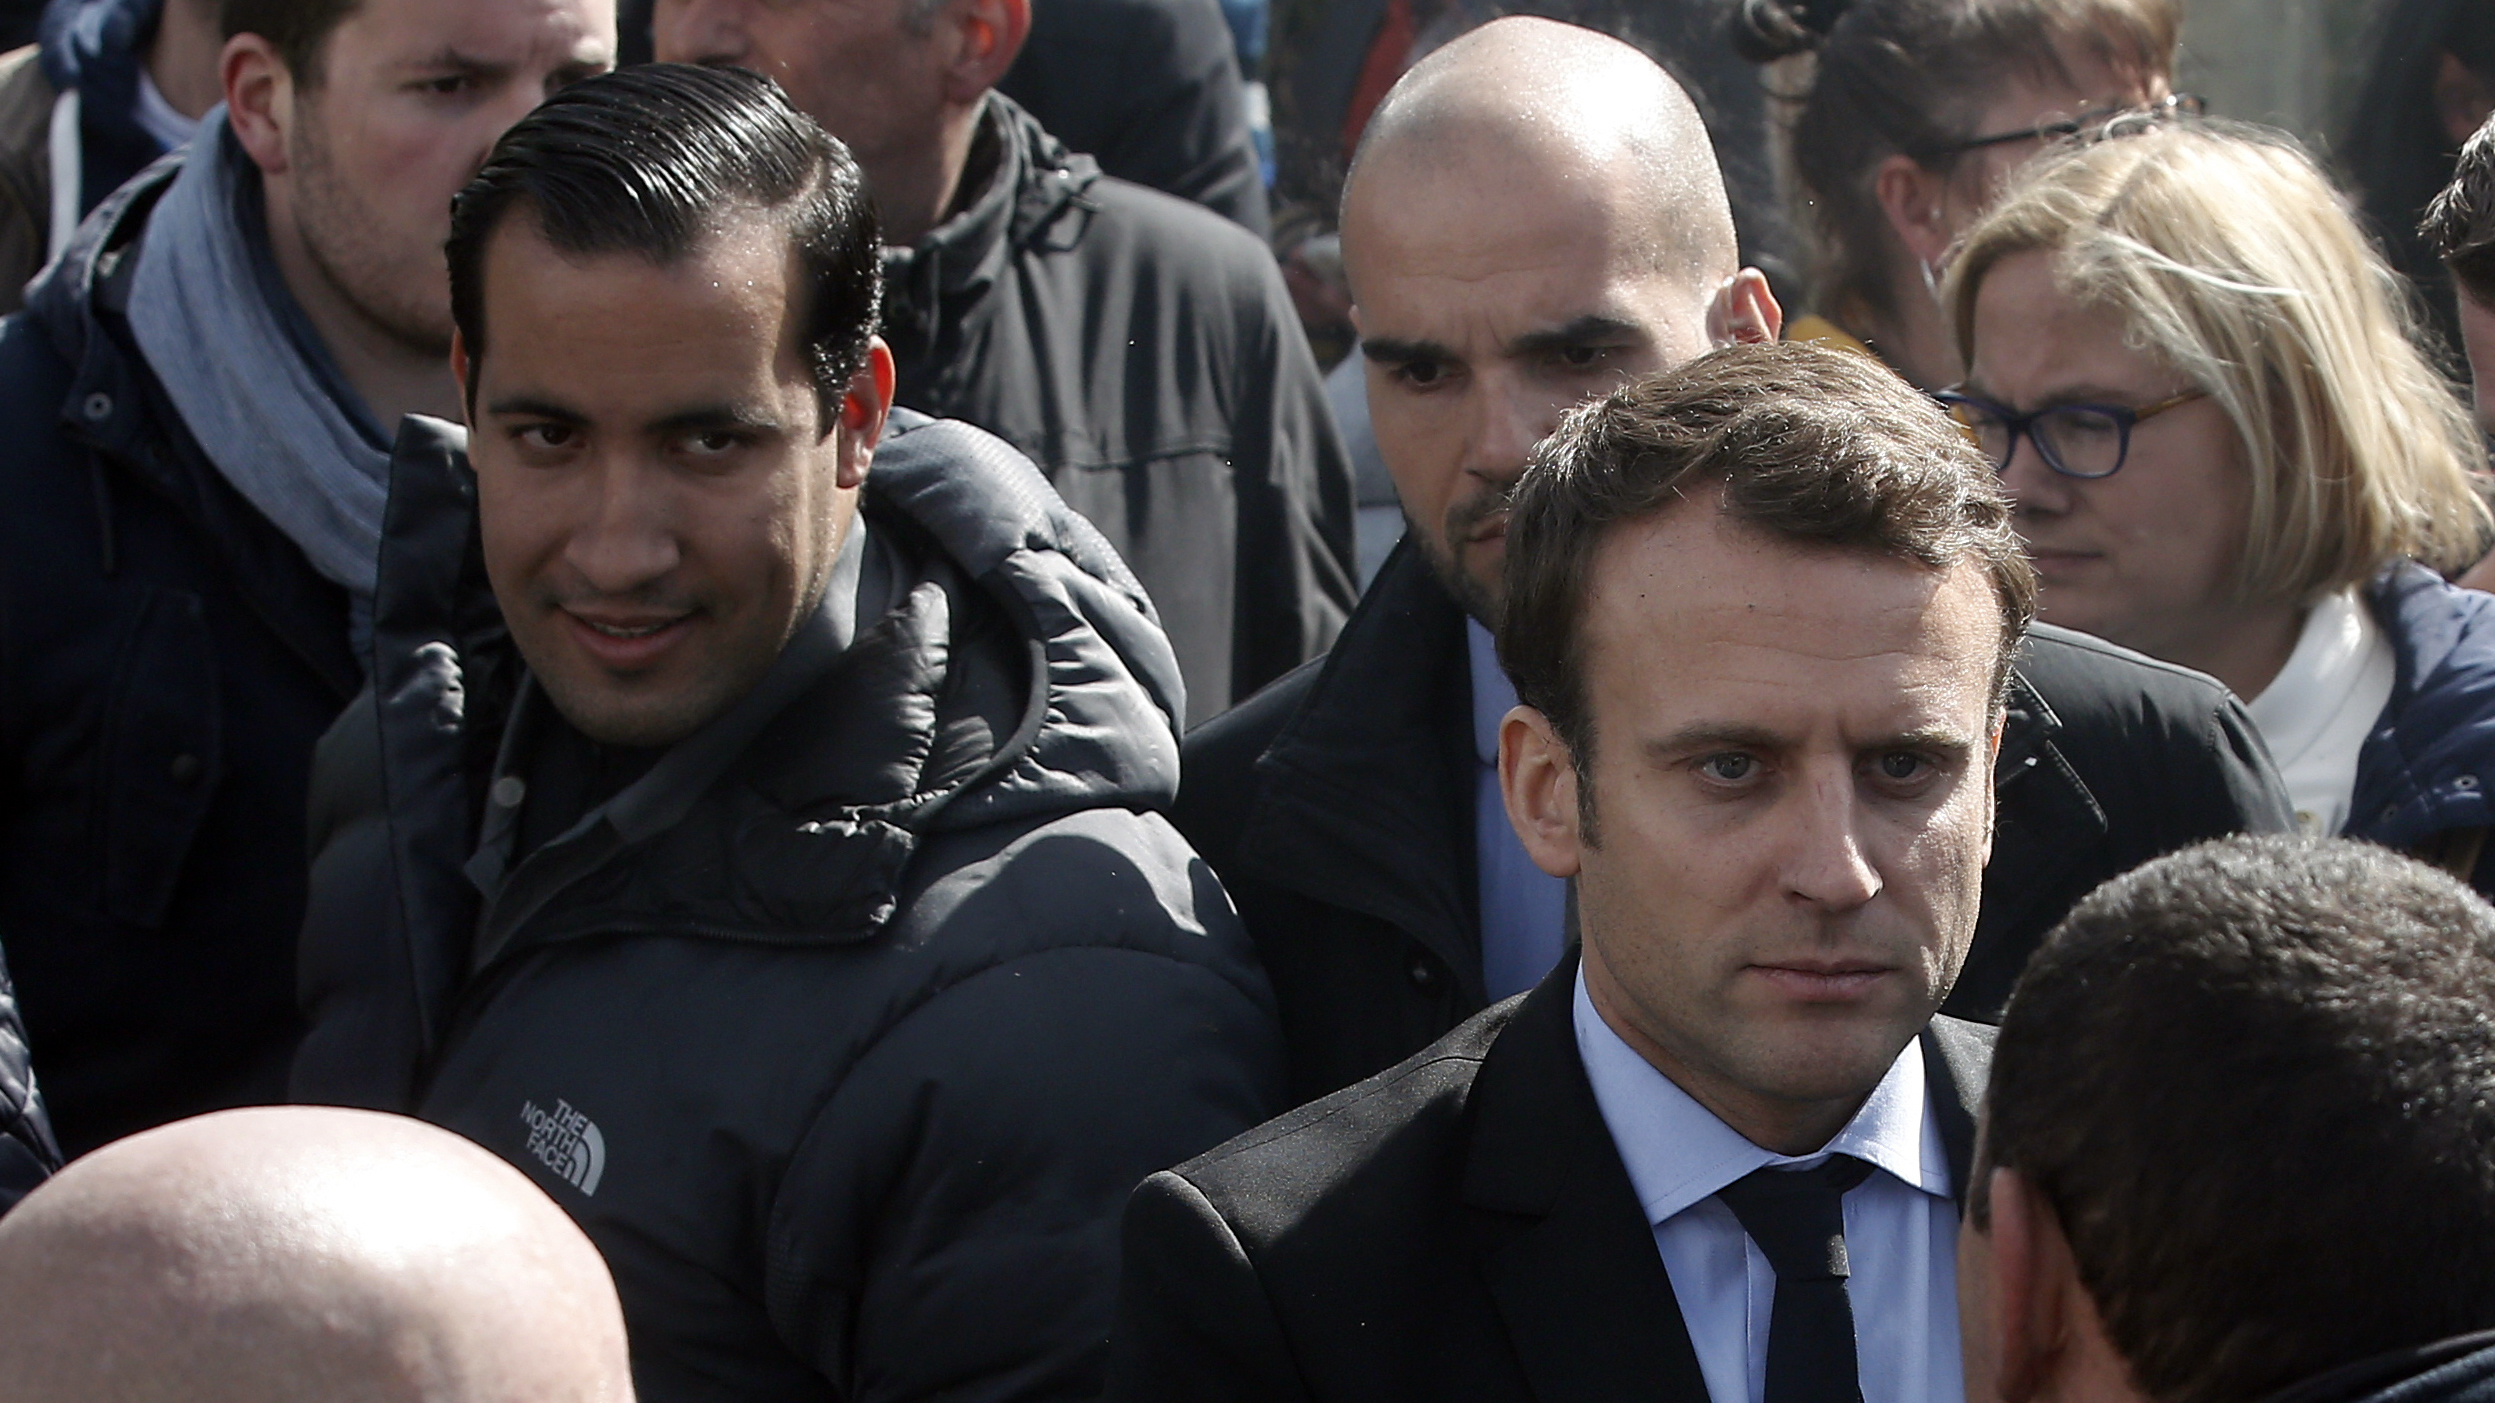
[1573,970,1964,1403]
[1469,620,1570,1001]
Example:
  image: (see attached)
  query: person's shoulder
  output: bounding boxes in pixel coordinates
[1070,173,1280,287]
[1175,656,1325,849]
[2017,622,2241,720]
[0,307,78,466]
[0,45,52,173]
[1168,1002,1509,1241]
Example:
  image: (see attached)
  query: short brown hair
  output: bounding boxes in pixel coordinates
[1981,835,2495,1403]
[2426,113,2495,308]
[221,0,362,85]
[1497,340,2037,773]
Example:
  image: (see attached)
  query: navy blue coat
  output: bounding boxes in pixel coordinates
[2350,563,2495,893]
[0,161,356,1153]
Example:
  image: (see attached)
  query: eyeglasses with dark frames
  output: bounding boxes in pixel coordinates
[1923,92,2206,161]
[1933,388,2209,480]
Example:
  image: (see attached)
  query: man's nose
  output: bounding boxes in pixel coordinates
[565,460,683,594]
[1463,372,1562,484]
[1781,769,1884,915]
[651,0,749,66]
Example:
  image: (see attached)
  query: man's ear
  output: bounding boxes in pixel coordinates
[937,0,1031,106]
[222,33,295,177]
[835,338,899,490]
[1500,705,1586,879]
[450,326,474,427]
[1982,1166,2087,1403]
[1873,153,1955,281]
[1709,266,1783,346]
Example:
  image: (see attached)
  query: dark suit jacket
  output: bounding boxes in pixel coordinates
[1106,957,1994,1403]
[1176,538,2293,1105]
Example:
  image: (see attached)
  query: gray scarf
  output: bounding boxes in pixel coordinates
[128,110,391,650]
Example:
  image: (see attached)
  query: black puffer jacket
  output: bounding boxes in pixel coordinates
[882,93,1356,727]
[294,412,1285,1402]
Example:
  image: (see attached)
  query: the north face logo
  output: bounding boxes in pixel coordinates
[520,1098,605,1196]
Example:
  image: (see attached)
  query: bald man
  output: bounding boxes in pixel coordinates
[0,1108,634,1402]
[1172,16,2291,1106]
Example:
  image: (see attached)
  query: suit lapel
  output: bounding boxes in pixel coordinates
[1462,963,1713,1403]
[1921,1015,1999,1208]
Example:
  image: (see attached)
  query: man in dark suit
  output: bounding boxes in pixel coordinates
[1113,342,2024,1403]
[1174,15,2292,1107]
[1961,835,2495,1403]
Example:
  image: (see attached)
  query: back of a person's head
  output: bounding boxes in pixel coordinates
[1949,118,2490,599]
[2427,111,2495,309]
[1732,0,2178,325]
[0,1107,634,1403]
[1985,835,2495,1403]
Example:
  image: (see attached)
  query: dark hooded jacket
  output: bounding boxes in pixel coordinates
[292,412,1284,1402]
[881,92,1356,728]
[2347,563,2495,891]
[0,160,355,1154]
[1178,540,2295,1104]
[0,0,187,312]
[999,0,1269,237]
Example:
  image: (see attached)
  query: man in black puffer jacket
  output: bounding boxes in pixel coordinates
[291,68,1281,1402]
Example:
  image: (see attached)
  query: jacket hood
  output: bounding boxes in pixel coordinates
[879,92,1099,359]
[39,0,175,217]
[865,405,1184,827]
[37,0,157,93]
[2350,563,2495,847]
[20,133,174,357]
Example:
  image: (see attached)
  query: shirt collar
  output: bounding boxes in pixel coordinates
[1468,619,1517,766]
[1573,966,1950,1228]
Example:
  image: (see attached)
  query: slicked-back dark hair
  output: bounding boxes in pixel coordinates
[446,64,882,419]
[220,0,362,86]
[2426,113,2495,307]
[1980,835,2495,1403]
[1497,340,2036,787]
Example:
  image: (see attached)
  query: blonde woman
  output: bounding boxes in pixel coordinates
[1946,119,2495,882]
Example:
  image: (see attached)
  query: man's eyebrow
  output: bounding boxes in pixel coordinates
[1644,722,1788,758]
[396,47,507,77]
[1505,314,1647,359]
[1361,335,1457,365]
[647,405,784,436]
[1640,722,1980,757]
[1869,726,1979,756]
[483,396,587,424]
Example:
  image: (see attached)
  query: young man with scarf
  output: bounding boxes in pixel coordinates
[0,0,614,1155]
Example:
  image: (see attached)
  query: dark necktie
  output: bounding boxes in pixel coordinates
[1713,1155,1876,1403]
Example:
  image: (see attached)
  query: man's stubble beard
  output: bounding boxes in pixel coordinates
[1415,484,1510,629]
[288,110,456,359]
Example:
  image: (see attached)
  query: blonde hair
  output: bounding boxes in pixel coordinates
[1946,119,2489,603]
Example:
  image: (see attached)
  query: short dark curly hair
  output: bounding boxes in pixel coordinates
[446,64,883,422]
[1496,340,2036,789]
[1980,834,2495,1403]
[2425,112,2495,307]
